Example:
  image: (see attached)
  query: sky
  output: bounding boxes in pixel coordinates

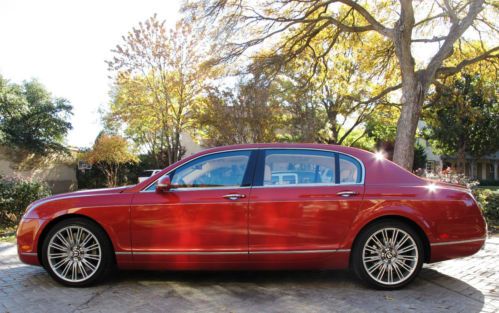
[0,1,490,149]
[0,0,181,148]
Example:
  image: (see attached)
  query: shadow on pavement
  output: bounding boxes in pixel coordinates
[0,264,486,313]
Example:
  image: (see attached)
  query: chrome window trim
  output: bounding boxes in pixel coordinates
[141,148,257,192]
[141,147,366,192]
[260,148,365,186]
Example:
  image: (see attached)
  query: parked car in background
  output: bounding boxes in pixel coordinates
[17,143,486,289]
[137,169,161,183]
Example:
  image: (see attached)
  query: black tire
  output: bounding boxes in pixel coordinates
[41,217,114,287]
[351,219,424,290]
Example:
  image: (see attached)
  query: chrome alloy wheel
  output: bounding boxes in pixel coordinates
[362,227,419,286]
[47,226,102,283]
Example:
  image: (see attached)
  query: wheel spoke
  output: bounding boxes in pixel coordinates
[387,265,393,283]
[397,255,417,261]
[395,234,409,249]
[376,263,387,281]
[364,255,381,262]
[84,254,100,261]
[53,257,69,270]
[55,233,71,248]
[76,227,83,245]
[381,229,389,246]
[392,262,404,280]
[61,261,72,278]
[371,235,385,249]
[84,243,100,252]
[390,229,399,247]
[398,245,416,254]
[66,228,75,246]
[78,262,88,278]
[364,246,379,254]
[82,258,97,272]
[367,261,383,274]
[395,259,413,272]
[80,233,93,248]
[49,241,68,252]
[49,253,68,259]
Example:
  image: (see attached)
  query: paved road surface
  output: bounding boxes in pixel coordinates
[0,237,497,313]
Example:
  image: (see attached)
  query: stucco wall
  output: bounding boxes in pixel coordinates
[0,146,77,194]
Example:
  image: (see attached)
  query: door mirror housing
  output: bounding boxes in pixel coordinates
[156,175,172,193]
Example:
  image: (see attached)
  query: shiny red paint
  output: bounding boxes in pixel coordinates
[17,143,487,270]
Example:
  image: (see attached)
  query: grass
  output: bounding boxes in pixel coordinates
[0,227,16,243]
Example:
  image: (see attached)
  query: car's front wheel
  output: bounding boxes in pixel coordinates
[352,220,424,289]
[41,217,113,287]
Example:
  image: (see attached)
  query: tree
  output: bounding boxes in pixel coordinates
[276,33,397,145]
[185,0,498,169]
[0,75,72,155]
[84,134,138,187]
[423,73,499,173]
[194,66,284,146]
[106,15,208,167]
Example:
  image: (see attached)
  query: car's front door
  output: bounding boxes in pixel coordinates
[248,149,365,267]
[131,150,256,268]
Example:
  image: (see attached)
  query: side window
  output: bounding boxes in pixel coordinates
[339,154,362,184]
[169,151,251,189]
[263,150,336,186]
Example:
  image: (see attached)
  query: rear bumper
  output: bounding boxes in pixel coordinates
[429,237,486,263]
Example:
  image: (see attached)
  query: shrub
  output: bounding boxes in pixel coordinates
[0,175,51,228]
[425,170,480,188]
[473,188,499,225]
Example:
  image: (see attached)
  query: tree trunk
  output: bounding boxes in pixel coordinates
[456,143,466,174]
[392,76,426,170]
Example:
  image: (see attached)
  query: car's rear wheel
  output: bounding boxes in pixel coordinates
[41,217,113,287]
[352,220,424,289]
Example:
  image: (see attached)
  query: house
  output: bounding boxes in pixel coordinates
[0,146,78,193]
[416,122,499,181]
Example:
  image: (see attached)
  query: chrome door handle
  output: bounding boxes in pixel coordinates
[223,194,247,200]
[336,191,359,197]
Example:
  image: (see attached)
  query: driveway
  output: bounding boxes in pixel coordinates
[0,238,498,313]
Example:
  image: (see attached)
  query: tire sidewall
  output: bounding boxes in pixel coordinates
[352,220,424,290]
[41,218,113,287]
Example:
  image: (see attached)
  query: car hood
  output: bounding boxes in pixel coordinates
[29,186,132,206]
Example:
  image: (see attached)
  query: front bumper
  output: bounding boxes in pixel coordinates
[17,218,48,266]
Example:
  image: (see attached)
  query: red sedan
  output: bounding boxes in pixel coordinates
[17,144,487,289]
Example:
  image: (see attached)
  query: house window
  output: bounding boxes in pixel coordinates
[487,163,494,180]
[425,161,435,173]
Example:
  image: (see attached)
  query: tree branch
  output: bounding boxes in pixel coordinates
[436,46,499,77]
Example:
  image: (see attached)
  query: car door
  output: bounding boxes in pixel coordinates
[248,149,365,266]
[131,150,256,268]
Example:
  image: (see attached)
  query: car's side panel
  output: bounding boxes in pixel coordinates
[340,184,487,261]
[129,188,250,267]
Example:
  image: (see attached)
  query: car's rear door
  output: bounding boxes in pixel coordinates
[130,150,257,268]
[248,149,364,266]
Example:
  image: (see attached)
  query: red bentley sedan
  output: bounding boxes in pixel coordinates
[17,144,487,289]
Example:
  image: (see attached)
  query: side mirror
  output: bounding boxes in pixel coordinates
[156,175,172,193]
